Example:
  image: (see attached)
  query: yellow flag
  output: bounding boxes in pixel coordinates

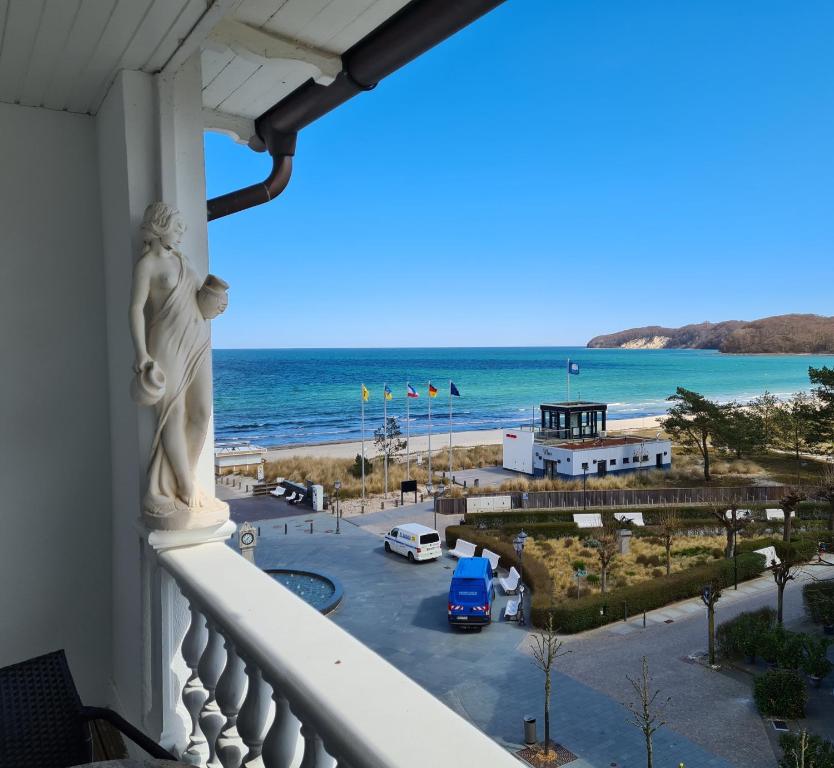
[362,384,369,402]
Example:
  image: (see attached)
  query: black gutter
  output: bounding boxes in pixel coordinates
[206,0,506,221]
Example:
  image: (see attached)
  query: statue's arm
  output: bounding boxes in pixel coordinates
[129,259,152,372]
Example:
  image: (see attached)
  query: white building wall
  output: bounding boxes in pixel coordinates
[0,102,112,702]
[502,429,534,474]
[538,439,672,477]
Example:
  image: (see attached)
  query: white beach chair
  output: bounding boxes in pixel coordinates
[285,492,298,503]
[725,508,752,519]
[754,545,780,567]
[270,485,286,498]
[482,548,501,574]
[448,539,477,559]
[504,597,520,622]
[614,512,645,527]
[765,508,795,521]
[499,567,521,595]
[573,513,603,529]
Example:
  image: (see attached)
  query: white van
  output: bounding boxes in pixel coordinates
[384,523,442,562]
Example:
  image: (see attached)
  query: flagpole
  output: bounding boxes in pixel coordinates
[448,380,453,480]
[361,387,366,501]
[428,380,432,485]
[383,383,388,498]
[566,357,571,402]
[406,382,410,480]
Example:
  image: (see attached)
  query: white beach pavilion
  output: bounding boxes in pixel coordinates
[0,2,515,766]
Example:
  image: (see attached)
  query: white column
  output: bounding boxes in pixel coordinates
[97,51,227,741]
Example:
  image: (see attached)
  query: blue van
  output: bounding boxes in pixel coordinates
[447,557,495,628]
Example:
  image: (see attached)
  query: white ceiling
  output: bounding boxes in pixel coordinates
[0,0,411,143]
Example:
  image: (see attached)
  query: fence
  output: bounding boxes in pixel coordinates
[435,484,801,517]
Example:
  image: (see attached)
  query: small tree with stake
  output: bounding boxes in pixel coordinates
[708,501,750,559]
[595,516,620,594]
[656,508,679,576]
[702,580,722,666]
[529,613,570,760]
[623,656,669,768]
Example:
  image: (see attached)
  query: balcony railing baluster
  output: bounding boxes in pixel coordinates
[261,688,302,768]
[216,637,247,768]
[199,620,227,768]
[237,662,271,767]
[297,722,336,768]
[182,600,209,764]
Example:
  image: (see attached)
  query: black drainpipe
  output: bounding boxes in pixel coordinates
[206,0,506,221]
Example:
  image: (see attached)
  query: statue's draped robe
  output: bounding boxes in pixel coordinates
[145,251,210,515]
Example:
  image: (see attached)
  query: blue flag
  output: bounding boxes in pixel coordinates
[568,361,580,375]
[450,381,461,396]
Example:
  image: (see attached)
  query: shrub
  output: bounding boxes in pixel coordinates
[650,568,664,578]
[578,548,594,558]
[571,560,586,572]
[636,553,662,567]
[497,521,579,539]
[803,581,834,626]
[717,608,776,660]
[710,548,724,559]
[586,574,600,585]
[563,538,575,548]
[534,551,766,633]
[801,636,833,679]
[778,631,807,671]
[754,669,807,718]
[778,732,834,768]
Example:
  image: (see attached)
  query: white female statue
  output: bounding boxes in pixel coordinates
[130,202,229,529]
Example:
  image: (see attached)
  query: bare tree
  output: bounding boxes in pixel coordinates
[623,656,668,768]
[595,516,619,594]
[529,613,569,758]
[656,508,679,576]
[813,464,834,533]
[701,580,722,665]
[779,489,805,543]
[770,544,803,625]
[708,501,750,558]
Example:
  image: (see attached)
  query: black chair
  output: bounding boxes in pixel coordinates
[0,649,178,768]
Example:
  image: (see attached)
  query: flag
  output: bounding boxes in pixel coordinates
[428,383,438,398]
[407,384,419,398]
[450,381,460,397]
[569,361,580,375]
[362,384,369,402]
[384,384,393,400]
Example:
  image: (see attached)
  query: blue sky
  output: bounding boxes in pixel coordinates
[205,0,834,349]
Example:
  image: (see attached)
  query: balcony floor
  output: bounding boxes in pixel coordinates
[226,497,795,768]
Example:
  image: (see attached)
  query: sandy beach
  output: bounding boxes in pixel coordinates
[262,414,664,462]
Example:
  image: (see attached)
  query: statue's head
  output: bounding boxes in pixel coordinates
[142,202,185,249]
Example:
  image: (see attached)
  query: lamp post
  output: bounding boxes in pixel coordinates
[427,482,445,530]
[334,480,342,535]
[582,465,588,510]
[513,530,529,625]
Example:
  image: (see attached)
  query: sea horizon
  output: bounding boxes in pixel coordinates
[212,347,834,449]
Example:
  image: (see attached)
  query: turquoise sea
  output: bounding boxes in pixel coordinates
[212,347,834,448]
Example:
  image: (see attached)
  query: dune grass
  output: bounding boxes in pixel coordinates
[527,533,728,600]
[259,444,502,499]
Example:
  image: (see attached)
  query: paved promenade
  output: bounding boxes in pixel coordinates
[229,496,833,768]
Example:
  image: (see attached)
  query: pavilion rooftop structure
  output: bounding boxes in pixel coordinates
[539,400,609,441]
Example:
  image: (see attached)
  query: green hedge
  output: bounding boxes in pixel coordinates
[803,581,834,626]
[754,669,807,718]
[717,608,776,660]
[535,552,767,633]
[496,521,579,538]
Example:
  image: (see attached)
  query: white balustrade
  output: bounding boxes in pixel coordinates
[158,541,518,768]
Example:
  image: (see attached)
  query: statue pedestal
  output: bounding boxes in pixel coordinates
[143,489,229,532]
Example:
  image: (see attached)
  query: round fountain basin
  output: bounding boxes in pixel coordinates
[266,569,343,614]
